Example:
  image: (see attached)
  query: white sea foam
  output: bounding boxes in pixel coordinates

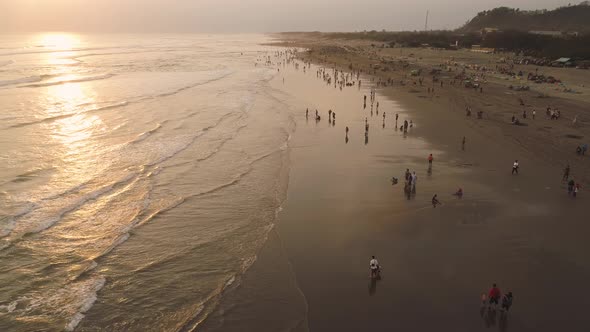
[0,300,17,313]
[3,172,139,247]
[130,122,164,144]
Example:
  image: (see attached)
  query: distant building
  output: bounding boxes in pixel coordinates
[481,27,500,35]
[529,31,563,37]
[529,30,579,38]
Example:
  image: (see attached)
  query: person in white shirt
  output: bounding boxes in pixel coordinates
[411,172,417,192]
[512,160,519,175]
[369,256,380,278]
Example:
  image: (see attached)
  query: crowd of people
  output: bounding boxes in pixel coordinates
[265,48,590,324]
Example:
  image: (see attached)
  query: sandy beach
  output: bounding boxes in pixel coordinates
[201,34,590,331]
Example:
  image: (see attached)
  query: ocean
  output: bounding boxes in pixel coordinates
[0,34,296,331]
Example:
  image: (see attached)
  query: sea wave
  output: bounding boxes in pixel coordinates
[21,73,114,88]
[0,75,48,87]
[8,101,129,129]
[1,172,139,247]
[143,111,241,167]
[63,277,106,331]
[0,59,14,67]
[130,122,166,144]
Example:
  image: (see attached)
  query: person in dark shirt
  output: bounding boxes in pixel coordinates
[501,292,513,312]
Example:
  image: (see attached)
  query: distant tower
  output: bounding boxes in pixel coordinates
[425,10,429,31]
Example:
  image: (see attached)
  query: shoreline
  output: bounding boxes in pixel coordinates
[199,34,590,331]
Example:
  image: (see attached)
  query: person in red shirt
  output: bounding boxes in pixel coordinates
[489,283,501,306]
[428,154,434,164]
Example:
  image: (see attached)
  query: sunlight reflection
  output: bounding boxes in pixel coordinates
[46,83,93,118]
[37,33,80,50]
[46,83,102,160]
[36,33,81,69]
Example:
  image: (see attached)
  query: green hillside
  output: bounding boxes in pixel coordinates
[459,2,590,34]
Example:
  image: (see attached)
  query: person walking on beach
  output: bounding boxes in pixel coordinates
[532,110,536,120]
[411,172,417,192]
[488,284,501,308]
[328,110,332,120]
[568,179,575,195]
[574,183,580,198]
[563,165,570,181]
[432,194,440,208]
[428,154,433,165]
[369,256,380,278]
[462,136,466,151]
[395,113,399,122]
[512,160,519,175]
[405,169,411,181]
[501,292,514,312]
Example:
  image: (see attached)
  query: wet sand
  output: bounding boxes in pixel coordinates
[202,37,590,332]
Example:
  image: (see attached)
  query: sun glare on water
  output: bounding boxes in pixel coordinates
[37,33,80,50]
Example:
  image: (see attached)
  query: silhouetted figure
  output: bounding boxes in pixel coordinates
[432,194,440,208]
[563,165,570,181]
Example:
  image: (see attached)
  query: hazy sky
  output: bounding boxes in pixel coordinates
[0,0,575,33]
